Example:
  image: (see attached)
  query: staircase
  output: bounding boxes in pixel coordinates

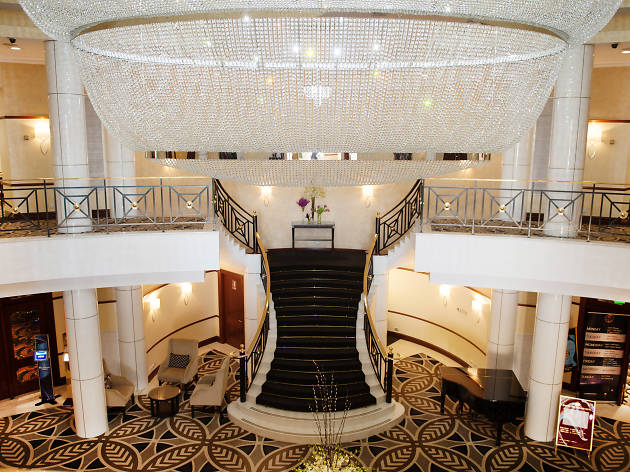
[256,249,376,411]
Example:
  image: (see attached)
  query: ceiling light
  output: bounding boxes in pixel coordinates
[7,37,20,50]
[19,0,622,153]
[621,48,630,54]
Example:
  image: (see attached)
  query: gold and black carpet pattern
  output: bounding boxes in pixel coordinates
[0,351,628,471]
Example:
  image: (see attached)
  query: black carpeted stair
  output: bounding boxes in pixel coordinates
[256,249,376,412]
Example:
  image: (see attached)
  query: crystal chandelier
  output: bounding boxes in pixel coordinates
[21,1,621,153]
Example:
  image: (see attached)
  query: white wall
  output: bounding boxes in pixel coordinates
[221,181,411,250]
[0,118,53,180]
[387,269,490,368]
[0,230,219,297]
[415,232,630,302]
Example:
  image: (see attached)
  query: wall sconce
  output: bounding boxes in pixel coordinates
[63,352,70,362]
[439,284,450,306]
[24,118,50,156]
[472,298,483,313]
[146,294,161,321]
[362,185,374,207]
[260,186,272,207]
[586,123,603,160]
[180,282,193,305]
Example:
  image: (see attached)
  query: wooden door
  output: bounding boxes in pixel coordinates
[0,293,59,399]
[219,270,245,348]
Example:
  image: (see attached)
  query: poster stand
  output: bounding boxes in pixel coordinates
[555,395,596,455]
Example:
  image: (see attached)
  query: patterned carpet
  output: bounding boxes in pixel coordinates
[0,351,629,471]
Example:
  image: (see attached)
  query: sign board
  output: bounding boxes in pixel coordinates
[35,334,56,404]
[555,395,596,452]
[578,312,628,401]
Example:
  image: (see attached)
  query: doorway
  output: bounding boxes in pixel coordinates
[219,270,245,348]
[0,293,60,399]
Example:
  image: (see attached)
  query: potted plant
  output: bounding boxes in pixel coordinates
[304,186,326,221]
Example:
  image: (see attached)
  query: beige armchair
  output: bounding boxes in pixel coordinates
[157,338,199,389]
[190,357,230,418]
[103,360,135,420]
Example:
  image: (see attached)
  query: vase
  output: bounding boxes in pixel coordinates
[317,214,322,224]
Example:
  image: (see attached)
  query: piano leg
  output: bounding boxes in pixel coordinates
[496,422,503,447]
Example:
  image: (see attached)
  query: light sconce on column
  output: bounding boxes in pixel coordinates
[145,294,161,321]
[586,123,603,160]
[180,282,193,305]
[24,118,50,156]
[362,185,374,207]
[260,186,272,207]
[439,284,451,305]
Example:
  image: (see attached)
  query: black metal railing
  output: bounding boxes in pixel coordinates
[422,181,630,241]
[0,178,211,236]
[376,179,423,254]
[213,179,259,252]
[239,232,271,402]
[363,234,394,402]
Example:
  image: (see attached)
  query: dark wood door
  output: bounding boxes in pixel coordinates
[0,293,59,399]
[219,270,245,348]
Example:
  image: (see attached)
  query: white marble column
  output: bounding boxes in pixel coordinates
[544,45,594,237]
[487,289,518,370]
[500,131,533,222]
[103,128,137,218]
[64,289,108,438]
[46,40,91,233]
[244,256,263,347]
[525,293,571,442]
[115,286,147,393]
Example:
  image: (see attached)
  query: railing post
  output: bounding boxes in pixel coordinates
[587,183,595,241]
[253,212,258,253]
[386,347,394,403]
[43,180,50,237]
[160,178,166,232]
[239,344,247,403]
[375,212,381,255]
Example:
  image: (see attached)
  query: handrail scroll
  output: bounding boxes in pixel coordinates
[213,178,259,252]
[238,232,270,402]
[363,234,394,403]
[376,179,423,255]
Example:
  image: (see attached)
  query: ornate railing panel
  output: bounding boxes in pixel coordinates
[239,232,271,402]
[422,182,630,241]
[363,234,394,402]
[376,179,423,254]
[0,179,211,236]
[213,179,258,252]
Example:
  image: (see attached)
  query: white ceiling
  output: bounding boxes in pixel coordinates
[594,41,630,67]
[0,37,43,64]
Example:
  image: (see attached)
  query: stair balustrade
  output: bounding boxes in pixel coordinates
[237,232,270,402]
[213,178,259,252]
[363,234,394,403]
[376,179,423,255]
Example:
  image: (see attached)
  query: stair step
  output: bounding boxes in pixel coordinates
[256,391,376,412]
[274,346,359,359]
[271,269,363,280]
[272,278,362,290]
[275,305,358,316]
[261,380,372,397]
[277,315,356,327]
[266,369,366,384]
[276,336,355,347]
[271,358,363,371]
[272,286,361,298]
[274,296,360,306]
[277,325,356,336]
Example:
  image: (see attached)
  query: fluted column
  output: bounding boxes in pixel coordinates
[544,45,593,237]
[103,128,137,218]
[500,131,533,222]
[525,293,571,442]
[115,286,147,393]
[64,289,107,438]
[487,289,518,370]
[45,40,91,233]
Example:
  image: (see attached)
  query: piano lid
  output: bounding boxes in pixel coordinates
[441,367,526,402]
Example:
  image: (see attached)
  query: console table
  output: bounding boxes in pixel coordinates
[440,367,526,446]
[292,222,334,249]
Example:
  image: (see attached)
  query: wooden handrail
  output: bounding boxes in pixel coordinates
[363,234,388,355]
[245,232,270,357]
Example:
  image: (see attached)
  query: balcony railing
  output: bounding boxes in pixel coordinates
[212,179,258,252]
[0,177,212,236]
[422,180,630,242]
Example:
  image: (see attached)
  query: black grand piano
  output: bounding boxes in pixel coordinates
[440,367,527,446]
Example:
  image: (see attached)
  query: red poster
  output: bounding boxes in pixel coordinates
[555,395,596,452]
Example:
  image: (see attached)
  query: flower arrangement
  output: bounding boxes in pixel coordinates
[315,204,330,224]
[304,186,327,221]
[297,197,310,221]
[295,445,365,472]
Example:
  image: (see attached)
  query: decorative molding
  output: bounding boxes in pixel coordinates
[388,309,486,355]
[146,316,218,354]
[388,331,470,368]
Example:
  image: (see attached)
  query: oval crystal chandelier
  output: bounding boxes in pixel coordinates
[21,1,621,153]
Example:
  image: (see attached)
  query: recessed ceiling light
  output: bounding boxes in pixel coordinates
[621,48,630,54]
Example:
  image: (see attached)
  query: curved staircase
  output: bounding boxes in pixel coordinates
[256,249,376,411]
